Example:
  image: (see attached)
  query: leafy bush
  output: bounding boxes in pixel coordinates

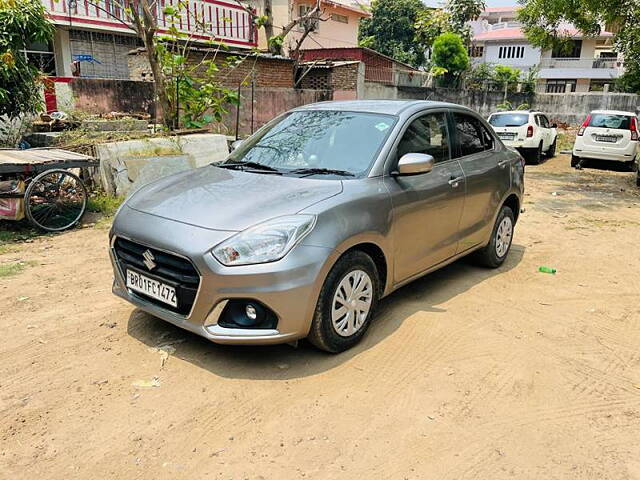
[432,33,470,86]
[0,0,54,118]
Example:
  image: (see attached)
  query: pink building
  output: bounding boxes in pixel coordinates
[37,0,257,80]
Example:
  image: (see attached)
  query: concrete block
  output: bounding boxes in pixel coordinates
[96,133,229,196]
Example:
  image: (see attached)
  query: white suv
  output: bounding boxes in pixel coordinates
[488,110,558,164]
[572,110,639,176]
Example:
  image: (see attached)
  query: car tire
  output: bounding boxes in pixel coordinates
[474,205,515,269]
[547,138,557,158]
[529,143,543,164]
[627,159,637,172]
[307,251,380,353]
[571,155,580,168]
[636,172,640,187]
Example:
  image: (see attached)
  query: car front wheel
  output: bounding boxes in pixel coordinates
[474,205,515,268]
[308,251,379,353]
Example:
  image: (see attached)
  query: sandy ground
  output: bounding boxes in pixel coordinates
[2,154,640,479]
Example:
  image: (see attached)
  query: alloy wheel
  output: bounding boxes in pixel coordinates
[331,270,373,337]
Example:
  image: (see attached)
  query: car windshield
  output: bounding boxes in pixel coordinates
[488,113,529,127]
[222,110,397,178]
[588,114,632,130]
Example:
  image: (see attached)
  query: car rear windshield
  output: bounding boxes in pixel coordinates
[588,114,632,130]
[488,113,529,127]
[224,111,397,178]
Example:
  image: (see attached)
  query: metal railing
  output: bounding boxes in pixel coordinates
[539,57,623,69]
[43,0,257,47]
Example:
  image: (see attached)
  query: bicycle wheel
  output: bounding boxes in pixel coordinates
[24,169,88,232]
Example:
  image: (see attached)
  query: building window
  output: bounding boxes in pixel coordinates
[469,45,484,58]
[23,41,56,76]
[498,45,524,59]
[589,80,612,92]
[546,79,577,93]
[298,5,320,32]
[69,29,141,79]
[331,13,348,24]
[552,40,582,58]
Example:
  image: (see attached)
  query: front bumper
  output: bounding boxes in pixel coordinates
[110,206,337,345]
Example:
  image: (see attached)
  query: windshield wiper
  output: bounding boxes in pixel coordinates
[216,161,282,173]
[290,168,355,177]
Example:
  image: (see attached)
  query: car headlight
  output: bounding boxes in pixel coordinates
[212,215,316,266]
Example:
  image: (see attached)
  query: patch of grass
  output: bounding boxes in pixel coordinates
[87,194,124,216]
[0,261,32,278]
[556,130,577,152]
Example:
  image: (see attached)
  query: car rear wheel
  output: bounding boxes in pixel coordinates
[547,138,557,158]
[308,251,379,353]
[529,143,543,164]
[571,155,581,168]
[474,205,515,269]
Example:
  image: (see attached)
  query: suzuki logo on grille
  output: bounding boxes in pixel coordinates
[142,250,157,271]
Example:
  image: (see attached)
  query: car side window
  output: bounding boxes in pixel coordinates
[542,115,551,128]
[453,113,493,157]
[538,115,549,128]
[534,115,541,127]
[396,112,450,163]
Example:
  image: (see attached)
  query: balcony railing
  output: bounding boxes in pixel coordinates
[539,57,623,69]
[43,0,257,47]
[486,21,521,31]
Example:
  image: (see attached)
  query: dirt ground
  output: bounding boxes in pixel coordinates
[2,154,640,479]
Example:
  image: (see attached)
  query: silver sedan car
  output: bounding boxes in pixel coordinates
[110,100,524,352]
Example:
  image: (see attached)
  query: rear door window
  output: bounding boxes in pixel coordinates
[454,113,494,157]
[588,114,632,130]
[488,113,529,127]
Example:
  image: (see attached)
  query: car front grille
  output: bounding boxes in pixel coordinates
[113,237,200,315]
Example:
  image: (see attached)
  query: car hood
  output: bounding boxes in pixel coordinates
[126,166,343,231]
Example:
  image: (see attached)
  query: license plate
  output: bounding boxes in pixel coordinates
[498,133,516,140]
[595,135,617,143]
[126,269,177,307]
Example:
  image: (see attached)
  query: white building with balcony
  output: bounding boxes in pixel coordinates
[35,0,257,80]
[470,7,623,93]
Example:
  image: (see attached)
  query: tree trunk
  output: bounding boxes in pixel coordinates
[263,0,274,45]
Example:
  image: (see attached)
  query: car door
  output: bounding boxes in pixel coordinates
[535,114,551,150]
[384,110,466,283]
[452,111,511,252]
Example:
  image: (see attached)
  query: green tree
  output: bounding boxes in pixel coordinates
[518,0,640,91]
[415,0,485,49]
[431,33,470,86]
[493,65,520,91]
[0,0,54,118]
[359,0,427,67]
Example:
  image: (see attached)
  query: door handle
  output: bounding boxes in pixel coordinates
[498,159,510,169]
[449,176,464,188]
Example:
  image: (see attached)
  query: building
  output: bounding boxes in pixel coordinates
[39,0,257,80]
[255,0,369,53]
[470,7,624,93]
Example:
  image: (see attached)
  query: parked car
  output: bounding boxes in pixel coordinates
[487,110,558,164]
[571,110,639,177]
[109,100,524,353]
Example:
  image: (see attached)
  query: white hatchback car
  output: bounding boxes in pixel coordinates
[488,111,558,164]
[572,110,639,176]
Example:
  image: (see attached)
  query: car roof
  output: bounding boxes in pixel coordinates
[292,100,472,116]
[489,110,546,115]
[591,110,638,117]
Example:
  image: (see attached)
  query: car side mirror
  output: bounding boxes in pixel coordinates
[394,153,435,176]
[231,139,243,151]
[551,123,558,128]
